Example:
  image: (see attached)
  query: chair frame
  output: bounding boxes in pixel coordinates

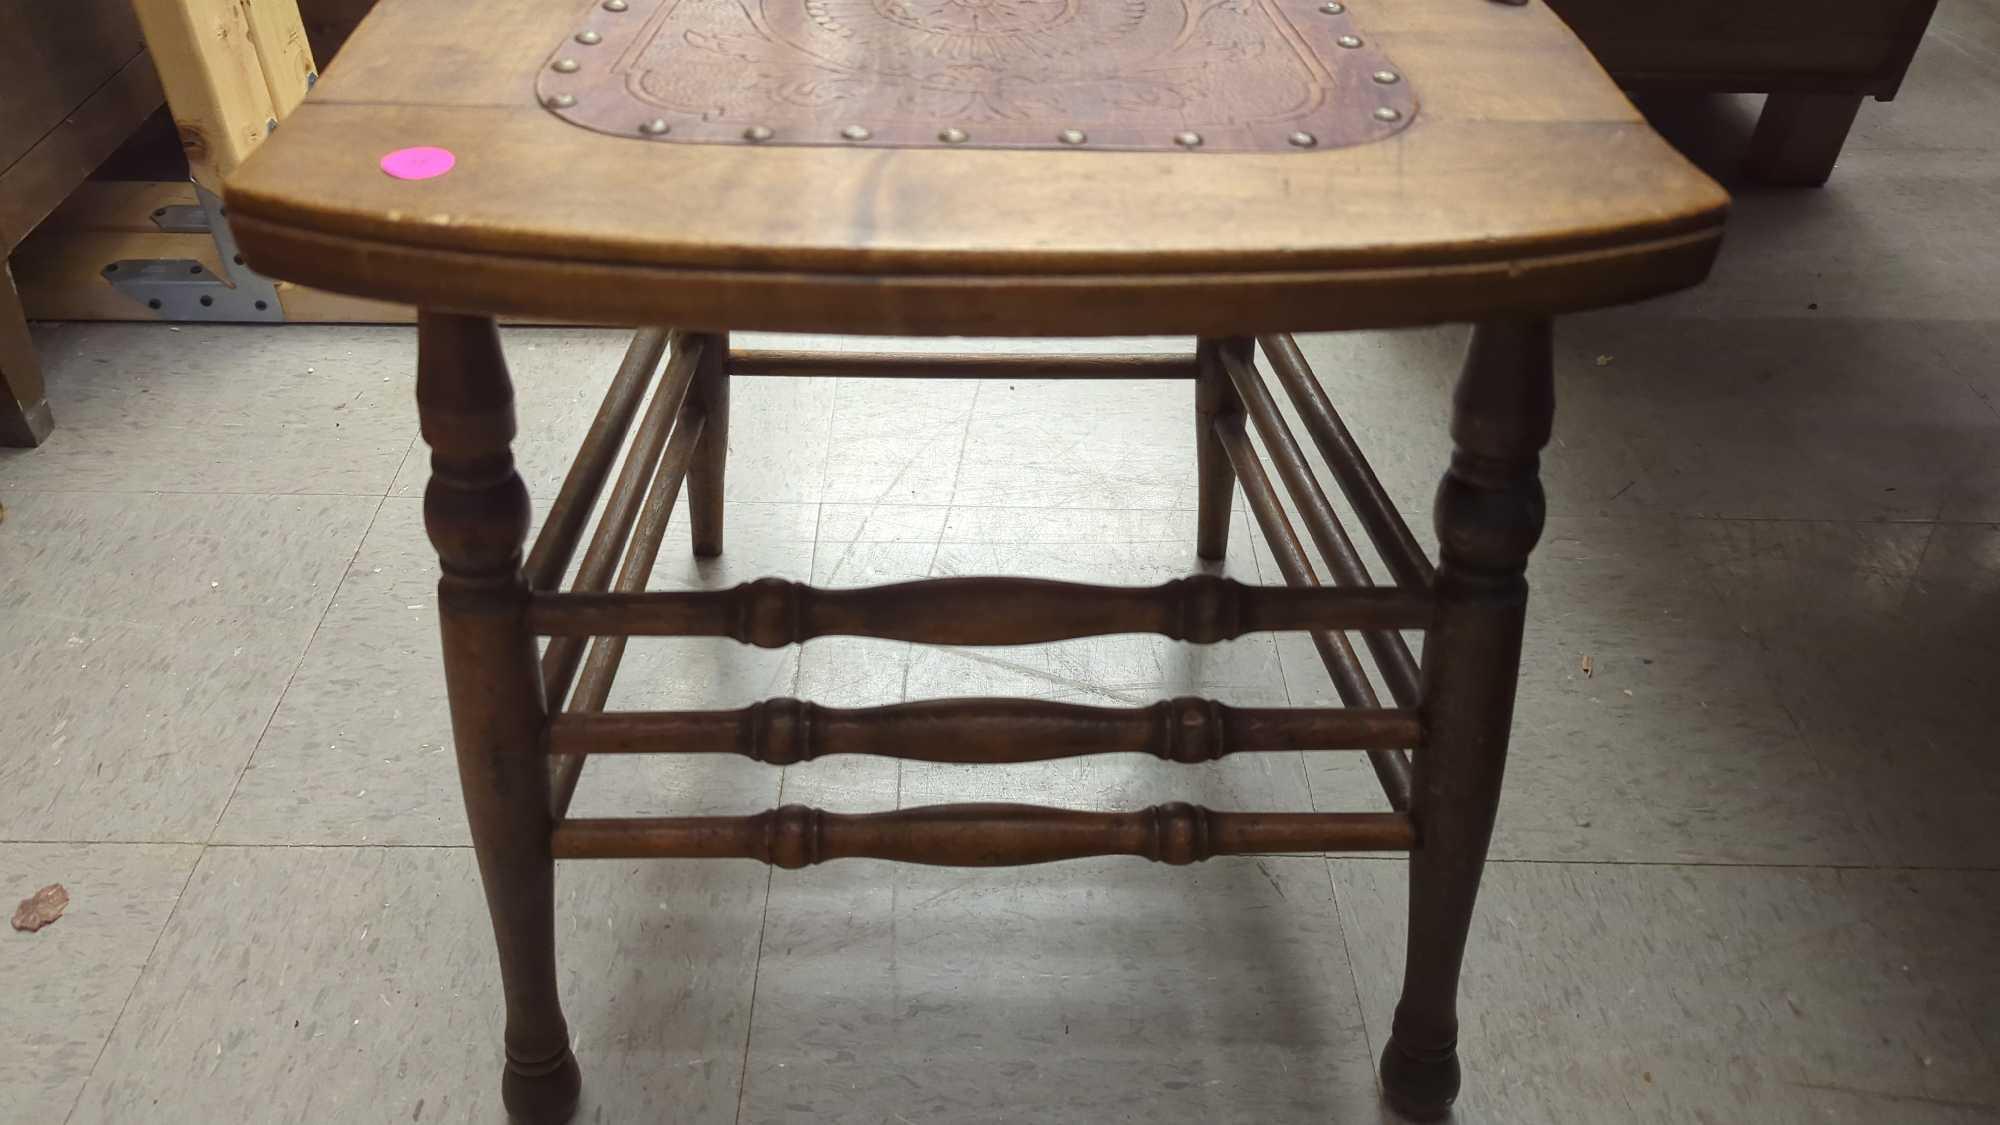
[417,314,1554,1122]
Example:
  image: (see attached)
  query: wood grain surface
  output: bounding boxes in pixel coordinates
[224,0,1727,333]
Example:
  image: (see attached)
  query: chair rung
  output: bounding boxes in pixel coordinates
[550,804,1415,865]
[728,348,1199,380]
[1257,333,1434,589]
[523,327,675,593]
[537,333,706,708]
[546,698,1420,763]
[1219,343,1423,708]
[526,575,1431,646]
[1216,414,1414,812]
[549,408,708,820]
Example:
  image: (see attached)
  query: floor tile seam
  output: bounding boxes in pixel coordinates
[200,485,397,844]
[0,486,392,498]
[730,868,778,1125]
[1333,854,2000,873]
[59,842,210,1125]
[0,837,213,847]
[735,501,812,1124]
[33,841,1983,871]
[1321,854,1387,1101]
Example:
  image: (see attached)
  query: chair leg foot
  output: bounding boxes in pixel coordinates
[502,1046,583,1125]
[1380,1035,1460,1121]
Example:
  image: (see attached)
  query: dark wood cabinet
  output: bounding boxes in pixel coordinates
[1548,0,1939,185]
[0,0,164,445]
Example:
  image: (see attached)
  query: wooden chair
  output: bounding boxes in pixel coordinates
[226,0,1726,1118]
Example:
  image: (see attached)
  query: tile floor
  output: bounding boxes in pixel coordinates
[6,7,2000,1121]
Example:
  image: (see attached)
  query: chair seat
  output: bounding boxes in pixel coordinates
[225,0,1728,335]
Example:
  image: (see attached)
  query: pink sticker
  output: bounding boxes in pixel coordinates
[380,146,456,180]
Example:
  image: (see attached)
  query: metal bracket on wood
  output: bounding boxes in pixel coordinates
[149,204,209,233]
[106,185,284,322]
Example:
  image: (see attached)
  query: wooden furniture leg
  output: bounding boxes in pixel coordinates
[1380,319,1553,1121]
[686,331,729,557]
[417,311,581,1125]
[1,260,54,447]
[1746,93,1866,187]
[224,1,1728,1115]
[1194,338,1245,561]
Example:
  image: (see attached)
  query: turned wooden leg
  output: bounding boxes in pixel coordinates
[1,260,54,448]
[1194,337,1247,560]
[1381,320,1553,1120]
[687,331,730,557]
[417,312,581,1125]
[1746,93,1865,187]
